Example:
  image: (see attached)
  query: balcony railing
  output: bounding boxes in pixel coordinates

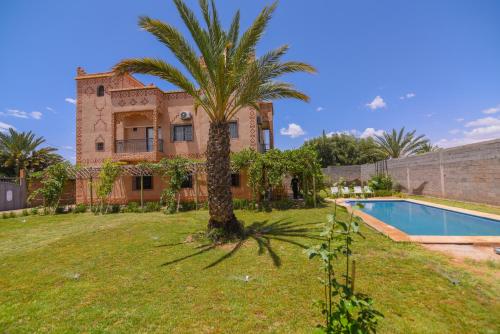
[259,143,270,153]
[115,139,164,153]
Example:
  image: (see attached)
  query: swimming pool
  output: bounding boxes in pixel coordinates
[346,200,500,236]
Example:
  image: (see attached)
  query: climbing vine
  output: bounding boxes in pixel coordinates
[156,157,191,214]
[95,160,122,214]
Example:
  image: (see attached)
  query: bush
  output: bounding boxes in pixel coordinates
[9,212,16,218]
[233,199,254,210]
[374,190,394,197]
[126,202,141,213]
[22,209,29,216]
[110,204,121,214]
[2,212,8,219]
[144,201,161,212]
[73,204,87,214]
[271,198,295,210]
[368,175,393,191]
[55,207,67,214]
[30,207,39,215]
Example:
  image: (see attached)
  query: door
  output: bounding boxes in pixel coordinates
[146,127,153,152]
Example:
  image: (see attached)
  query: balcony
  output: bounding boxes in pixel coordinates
[115,139,164,154]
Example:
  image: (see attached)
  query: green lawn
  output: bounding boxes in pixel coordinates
[0,205,499,333]
[408,195,500,216]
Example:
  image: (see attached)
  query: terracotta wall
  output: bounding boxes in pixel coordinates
[76,170,252,205]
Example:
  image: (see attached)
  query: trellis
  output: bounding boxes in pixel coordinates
[65,162,208,210]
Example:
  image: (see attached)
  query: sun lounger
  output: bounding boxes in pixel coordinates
[353,186,363,197]
[330,186,340,197]
[363,186,374,197]
[342,186,351,197]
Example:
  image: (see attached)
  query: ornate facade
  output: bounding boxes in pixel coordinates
[75,67,274,204]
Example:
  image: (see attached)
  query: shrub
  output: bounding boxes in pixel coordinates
[271,198,295,210]
[9,212,16,218]
[368,174,393,191]
[233,198,253,210]
[30,207,39,215]
[22,209,29,216]
[144,201,161,212]
[55,207,67,214]
[126,202,141,213]
[374,190,393,197]
[2,212,8,219]
[73,204,87,214]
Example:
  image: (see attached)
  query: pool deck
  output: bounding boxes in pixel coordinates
[326,197,500,246]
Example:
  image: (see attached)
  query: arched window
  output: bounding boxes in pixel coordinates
[97,85,105,97]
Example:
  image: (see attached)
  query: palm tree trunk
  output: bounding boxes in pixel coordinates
[206,121,242,235]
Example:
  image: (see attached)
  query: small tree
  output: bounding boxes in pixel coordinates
[28,162,70,214]
[95,160,122,214]
[286,146,323,207]
[156,157,190,214]
[306,203,383,333]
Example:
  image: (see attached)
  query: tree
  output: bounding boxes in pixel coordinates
[0,128,62,177]
[113,0,315,236]
[304,132,384,167]
[28,162,71,214]
[374,127,429,158]
[416,142,440,154]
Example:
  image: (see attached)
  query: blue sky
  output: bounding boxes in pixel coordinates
[1,0,500,162]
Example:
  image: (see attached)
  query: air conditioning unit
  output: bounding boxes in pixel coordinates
[180,111,192,120]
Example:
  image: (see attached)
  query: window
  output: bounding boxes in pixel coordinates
[229,121,238,139]
[96,142,104,151]
[133,127,138,132]
[97,85,105,97]
[181,174,193,188]
[173,125,193,141]
[231,173,240,187]
[133,176,153,190]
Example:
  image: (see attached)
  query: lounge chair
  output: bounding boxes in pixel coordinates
[363,186,374,197]
[353,186,363,198]
[342,186,351,198]
[330,186,340,198]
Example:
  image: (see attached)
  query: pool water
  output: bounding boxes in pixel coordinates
[346,200,500,236]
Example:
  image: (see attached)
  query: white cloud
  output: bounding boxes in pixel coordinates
[316,106,324,112]
[456,118,464,122]
[30,111,42,120]
[65,98,77,105]
[465,117,500,128]
[426,113,434,118]
[400,92,416,100]
[360,128,385,138]
[438,116,500,148]
[464,125,500,138]
[280,123,305,138]
[326,128,384,139]
[366,96,386,110]
[0,121,15,133]
[1,109,42,120]
[482,105,500,114]
[46,106,55,113]
[61,145,75,150]
[2,109,29,118]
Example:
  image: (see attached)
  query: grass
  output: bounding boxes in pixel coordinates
[0,205,499,333]
[408,195,500,215]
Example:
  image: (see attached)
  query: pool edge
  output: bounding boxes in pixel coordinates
[327,197,500,245]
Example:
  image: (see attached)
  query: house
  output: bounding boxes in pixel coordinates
[75,67,274,204]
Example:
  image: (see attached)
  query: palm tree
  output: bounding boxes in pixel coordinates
[416,142,440,154]
[374,128,429,158]
[114,0,315,236]
[0,128,61,177]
